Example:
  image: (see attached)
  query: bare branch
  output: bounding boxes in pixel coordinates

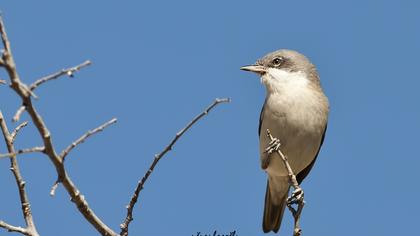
[0,79,6,84]
[0,146,45,160]
[0,16,30,100]
[11,121,28,143]
[49,179,60,196]
[0,220,28,235]
[0,111,39,236]
[51,118,117,196]
[119,98,230,236]
[10,61,91,123]
[12,105,26,123]
[0,16,12,54]
[266,129,304,236]
[0,15,117,236]
[60,118,117,161]
[30,60,91,90]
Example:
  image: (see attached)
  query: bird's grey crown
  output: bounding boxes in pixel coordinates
[257,49,320,84]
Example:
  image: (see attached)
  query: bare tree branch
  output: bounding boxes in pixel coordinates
[0,146,45,160]
[49,179,60,196]
[12,105,26,123]
[11,121,28,143]
[266,129,305,236]
[30,60,92,90]
[0,79,6,84]
[60,118,117,162]
[119,98,230,236]
[10,61,92,123]
[0,221,28,235]
[0,111,39,236]
[0,15,118,236]
[50,118,117,196]
[1,14,231,236]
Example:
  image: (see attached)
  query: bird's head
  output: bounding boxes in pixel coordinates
[241,49,320,94]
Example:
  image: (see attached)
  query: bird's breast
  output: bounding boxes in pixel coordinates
[259,88,328,176]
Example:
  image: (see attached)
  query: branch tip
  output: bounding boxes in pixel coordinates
[30,60,93,91]
[60,117,117,161]
[11,121,28,142]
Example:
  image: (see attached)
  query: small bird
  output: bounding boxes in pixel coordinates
[240,49,329,233]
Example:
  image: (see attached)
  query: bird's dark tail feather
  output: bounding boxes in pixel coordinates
[263,179,288,233]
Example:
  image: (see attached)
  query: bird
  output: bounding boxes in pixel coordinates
[240,49,329,233]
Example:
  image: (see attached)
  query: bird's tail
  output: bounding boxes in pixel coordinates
[263,177,289,233]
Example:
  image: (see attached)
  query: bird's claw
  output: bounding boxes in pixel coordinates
[287,187,304,206]
[264,138,281,155]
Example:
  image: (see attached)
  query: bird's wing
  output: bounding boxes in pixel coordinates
[258,99,267,137]
[296,123,328,184]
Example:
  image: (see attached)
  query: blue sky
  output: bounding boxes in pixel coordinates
[1,1,419,235]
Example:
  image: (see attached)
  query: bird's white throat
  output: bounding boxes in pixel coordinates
[261,68,309,94]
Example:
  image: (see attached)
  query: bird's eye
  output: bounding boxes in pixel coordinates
[272,57,283,66]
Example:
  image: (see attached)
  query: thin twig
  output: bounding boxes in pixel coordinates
[50,118,117,196]
[0,79,6,84]
[49,179,60,196]
[12,105,26,123]
[0,111,39,236]
[119,98,230,236]
[11,121,28,143]
[0,221,28,235]
[0,16,12,53]
[30,60,92,90]
[60,118,117,161]
[266,129,304,236]
[10,61,92,123]
[0,146,45,159]
[0,15,117,236]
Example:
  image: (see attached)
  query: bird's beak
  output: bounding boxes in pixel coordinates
[240,64,266,75]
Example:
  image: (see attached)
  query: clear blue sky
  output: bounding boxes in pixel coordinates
[1,1,419,235]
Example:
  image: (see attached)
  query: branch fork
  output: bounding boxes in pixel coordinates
[0,111,39,236]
